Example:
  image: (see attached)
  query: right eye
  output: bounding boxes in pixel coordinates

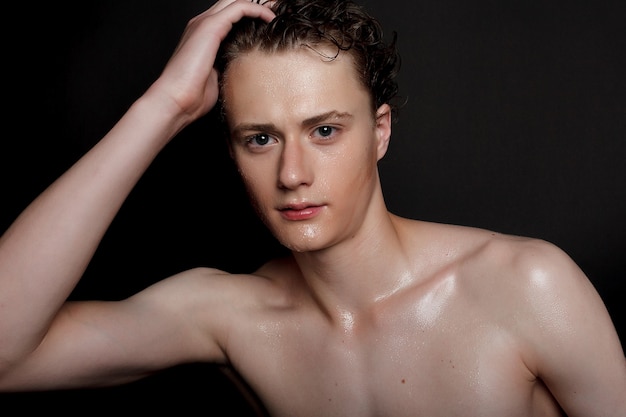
[244,133,277,151]
[248,133,271,146]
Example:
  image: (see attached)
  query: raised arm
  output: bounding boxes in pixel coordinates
[0,0,275,387]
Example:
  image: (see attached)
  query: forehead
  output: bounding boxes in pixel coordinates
[222,47,369,124]
[224,43,359,78]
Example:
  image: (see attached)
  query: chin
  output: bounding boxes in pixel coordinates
[276,223,327,251]
[277,234,328,253]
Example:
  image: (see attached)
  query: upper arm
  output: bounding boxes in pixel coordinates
[0,267,236,391]
[514,240,626,416]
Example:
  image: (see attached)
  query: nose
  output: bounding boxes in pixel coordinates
[277,138,313,190]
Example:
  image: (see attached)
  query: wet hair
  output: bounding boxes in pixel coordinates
[215,0,401,124]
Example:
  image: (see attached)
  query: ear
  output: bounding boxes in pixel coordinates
[374,103,392,161]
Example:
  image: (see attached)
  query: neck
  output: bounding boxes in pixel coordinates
[291,209,414,320]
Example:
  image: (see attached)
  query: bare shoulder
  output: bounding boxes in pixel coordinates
[462,225,592,299]
[469,225,583,282]
[449,222,593,307]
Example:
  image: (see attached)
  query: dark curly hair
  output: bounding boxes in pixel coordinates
[215,0,401,124]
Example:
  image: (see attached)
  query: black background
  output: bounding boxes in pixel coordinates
[2,0,624,414]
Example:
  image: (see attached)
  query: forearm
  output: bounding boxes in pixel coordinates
[0,89,191,367]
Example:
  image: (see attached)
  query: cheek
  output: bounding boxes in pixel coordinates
[331,140,377,188]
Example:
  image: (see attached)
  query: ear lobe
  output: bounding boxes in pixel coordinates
[375,104,392,161]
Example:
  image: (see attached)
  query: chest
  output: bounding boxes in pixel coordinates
[232,315,560,417]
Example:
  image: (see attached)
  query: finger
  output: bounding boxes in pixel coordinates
[177,0,275,54]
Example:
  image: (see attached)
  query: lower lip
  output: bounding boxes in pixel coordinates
[280,206,323,221]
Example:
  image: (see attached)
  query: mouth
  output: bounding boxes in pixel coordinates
[278,203,324,221]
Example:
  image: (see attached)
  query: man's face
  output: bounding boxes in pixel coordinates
[222,47,390,252]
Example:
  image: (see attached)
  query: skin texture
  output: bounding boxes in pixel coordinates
[0,1,624,416]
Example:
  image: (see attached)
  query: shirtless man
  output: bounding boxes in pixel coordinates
[1,0,624,415]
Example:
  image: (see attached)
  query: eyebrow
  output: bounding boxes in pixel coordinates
[231,110,353,138]
[302,110,353,127]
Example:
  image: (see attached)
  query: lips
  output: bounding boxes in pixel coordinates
[279,203,323,221]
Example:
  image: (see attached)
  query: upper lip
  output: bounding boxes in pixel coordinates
[279,201,319,211]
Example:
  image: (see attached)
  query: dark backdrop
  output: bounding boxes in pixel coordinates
[2,0,624,414]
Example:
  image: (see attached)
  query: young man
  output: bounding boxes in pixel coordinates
[1,0,624,416]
